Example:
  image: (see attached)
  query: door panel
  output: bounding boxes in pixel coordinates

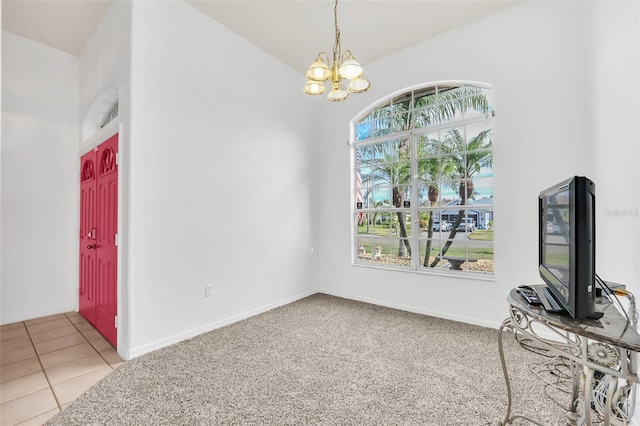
[79,134,118,348]
[95,135,118,347]
[79,151,97,325]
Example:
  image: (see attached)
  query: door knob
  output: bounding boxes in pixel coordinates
[87,244,97,249]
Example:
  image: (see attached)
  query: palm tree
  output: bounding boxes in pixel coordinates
[428,128,493,267]
[361,140,412,257]
[409,87,492,266]
[357,97,414,258]
[414,151,440,266]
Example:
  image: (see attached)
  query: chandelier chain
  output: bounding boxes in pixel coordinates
[333,0,341,62]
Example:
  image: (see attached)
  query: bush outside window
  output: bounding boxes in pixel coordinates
[351,82,494,276]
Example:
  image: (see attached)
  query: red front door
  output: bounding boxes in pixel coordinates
[79,134,118,347]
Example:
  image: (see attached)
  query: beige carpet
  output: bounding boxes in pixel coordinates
[47,293,568,425]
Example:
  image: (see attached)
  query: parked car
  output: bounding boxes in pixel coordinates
[456,218,476,232]
[433,220,452,232]
[546,221,561,234]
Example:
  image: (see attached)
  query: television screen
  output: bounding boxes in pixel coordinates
[540,185,571,299]
[538,176,600,319]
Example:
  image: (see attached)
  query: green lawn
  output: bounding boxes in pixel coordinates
[433,247,493,260]
[357,226,493,242]
[468,229,493,241]
[359,241,493,260]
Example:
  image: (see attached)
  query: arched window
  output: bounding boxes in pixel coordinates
[100,102,119,129]
[81,88,118,142]
[351,82,494,276]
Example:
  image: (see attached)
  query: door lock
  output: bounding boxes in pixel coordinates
[87,244,97,249]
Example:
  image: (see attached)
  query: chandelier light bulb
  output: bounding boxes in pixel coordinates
[327,85,349,101]
[338,54,363,79]
[306,57,331,81]
[304,80,326,95]
[348,76,370,93]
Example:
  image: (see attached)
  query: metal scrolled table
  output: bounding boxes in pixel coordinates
[498,286,640,425]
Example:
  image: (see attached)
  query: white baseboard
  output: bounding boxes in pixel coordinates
[122,290,317,360]
[317,288,502,330]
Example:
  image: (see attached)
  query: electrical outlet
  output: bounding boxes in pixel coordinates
[205,284,214,297]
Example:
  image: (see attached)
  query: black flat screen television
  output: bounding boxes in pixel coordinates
[538,176,601,319]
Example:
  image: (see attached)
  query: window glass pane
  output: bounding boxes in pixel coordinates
[472,178,494,201]
[416,183,432,207]
[374,102,394,117]
[358,164,373,178]
[366,139,407,163]
[356,239,375,262]
[372,117,395,138]
[434,238,470,269]
[439,178,462,205]
[373,242,392,264]
[471,156,493,179]
[390,239,412,266]
[397,139,411,160]
[374,212,393,227]
[468,240,494,273]
[420,238,452,270]
[390,162,411,186]
[355,120,371,141]
[418,211,432,231]
[372,186,392,207]
[416,182,447,207]
[416,132,440,158]
[379,219,403,238]
[465,122,492,152]
[387,97,412,133]
[390,112,410,133]
[461,87,491,120]
[356,217,370,236]
[435,86,468,123]
[458,180,474,203]
[439,152,465,178]
[420,209,454,233]
[440,128,465,157]
[394,185,411,206]
[412,90,438,129]
[417,158,439,183]
[356,144,371,164]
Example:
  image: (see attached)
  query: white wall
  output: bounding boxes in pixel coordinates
[1,31,79,323]
[313,1,639,328]
[125,0,315,358]
[589,2,640,295]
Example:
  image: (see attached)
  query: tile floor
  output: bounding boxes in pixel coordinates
[1,312,124,425]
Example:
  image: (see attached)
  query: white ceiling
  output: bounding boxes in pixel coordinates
[1,0,521,74]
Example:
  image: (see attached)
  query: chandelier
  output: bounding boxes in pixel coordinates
[303,0,370,101]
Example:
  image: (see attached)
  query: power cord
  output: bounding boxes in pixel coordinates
[595,274,636,329]
[515,335,574,410]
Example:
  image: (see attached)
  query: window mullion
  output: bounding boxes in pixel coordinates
[410,132,420,270]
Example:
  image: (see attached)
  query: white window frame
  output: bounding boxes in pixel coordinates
[350,81,494,279]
